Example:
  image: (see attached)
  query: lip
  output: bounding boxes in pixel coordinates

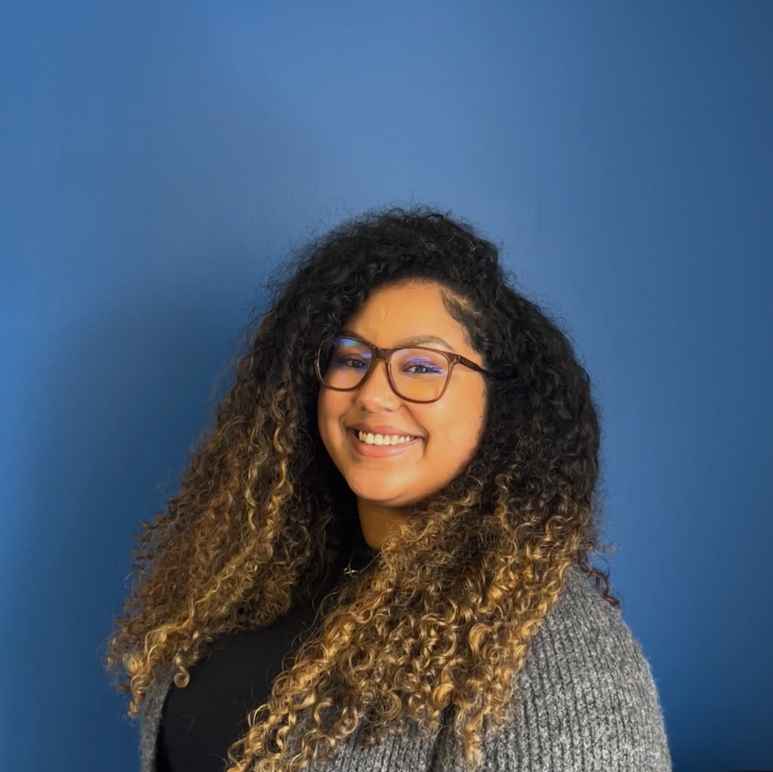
[349,424,423,438]
[347,427,422,457]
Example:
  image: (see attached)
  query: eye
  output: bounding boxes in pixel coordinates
[337,356,367,369]
[405,363,442,375]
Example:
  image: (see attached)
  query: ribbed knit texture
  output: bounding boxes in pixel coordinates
[138,565,672,771]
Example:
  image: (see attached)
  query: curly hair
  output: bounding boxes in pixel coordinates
[103,204,618,771]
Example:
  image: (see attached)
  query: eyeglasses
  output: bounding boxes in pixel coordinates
[315,332,510,404]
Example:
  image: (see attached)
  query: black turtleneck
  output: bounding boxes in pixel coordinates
[156,531,377,772]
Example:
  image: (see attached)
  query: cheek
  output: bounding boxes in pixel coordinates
[318,392,343,423]
[317,393,352,452]
[429,389,485,449]
[316,395,337,448]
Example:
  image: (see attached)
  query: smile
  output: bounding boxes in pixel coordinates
[348,428,422,457]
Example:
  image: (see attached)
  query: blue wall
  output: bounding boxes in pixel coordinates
[3,3,771,770]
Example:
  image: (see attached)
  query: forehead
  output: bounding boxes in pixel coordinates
[343,281,472,353]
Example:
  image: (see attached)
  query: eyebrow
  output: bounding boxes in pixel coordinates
[340,329,454,350]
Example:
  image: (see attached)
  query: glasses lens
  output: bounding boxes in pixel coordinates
[318,336,449,401]
[318,336,372,389]
[391,346,449,400]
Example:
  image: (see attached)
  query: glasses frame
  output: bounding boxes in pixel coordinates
[314,333,512,404]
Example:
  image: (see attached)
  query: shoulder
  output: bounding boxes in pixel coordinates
[530,564,657,686]
[431,566,673,771]
[507,565,672,771]
[138,662,176,772]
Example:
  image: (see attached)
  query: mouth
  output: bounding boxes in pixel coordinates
[347,427,423,457]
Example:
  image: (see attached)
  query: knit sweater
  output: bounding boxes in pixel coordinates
[138,565,672,771]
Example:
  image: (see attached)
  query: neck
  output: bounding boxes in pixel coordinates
[356,498,411,549]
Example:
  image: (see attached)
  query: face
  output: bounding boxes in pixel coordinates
[317,281,488,546]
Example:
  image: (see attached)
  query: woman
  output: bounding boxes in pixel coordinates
[104,205,672,771]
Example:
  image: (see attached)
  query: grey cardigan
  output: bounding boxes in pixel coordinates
[138,566,672,771]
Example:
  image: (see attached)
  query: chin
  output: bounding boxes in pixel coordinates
[349,482,409,503]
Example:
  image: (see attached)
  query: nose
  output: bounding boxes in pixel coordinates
[355,356,399,406]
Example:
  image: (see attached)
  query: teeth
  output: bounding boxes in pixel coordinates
[355,430,416,446]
